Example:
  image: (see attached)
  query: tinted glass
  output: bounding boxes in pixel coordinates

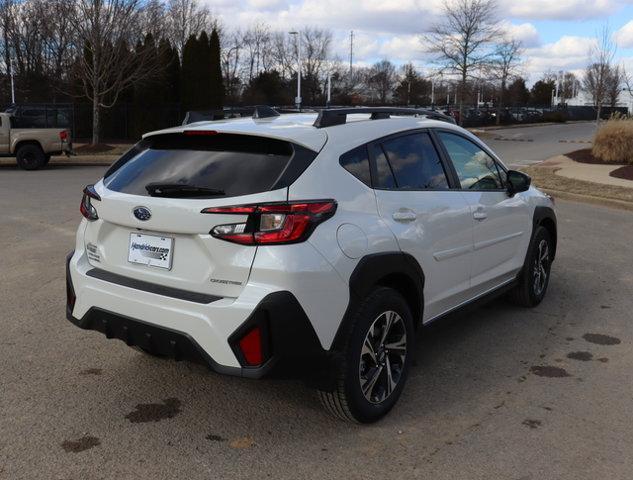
[371,144,397,189]
[340,145,371,186]
[104,133,296,198]
[437,132,504,190]
[380,133,448,189]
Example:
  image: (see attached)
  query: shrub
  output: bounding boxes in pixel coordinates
[593,115,633,165]
[542,111,568,123]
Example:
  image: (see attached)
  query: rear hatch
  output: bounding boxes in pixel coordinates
[83,132,319,299]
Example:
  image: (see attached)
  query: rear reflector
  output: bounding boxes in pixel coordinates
[238,326,264,366]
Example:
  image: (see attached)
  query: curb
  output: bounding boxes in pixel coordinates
[542,188,633,212]
[473,120,594,132]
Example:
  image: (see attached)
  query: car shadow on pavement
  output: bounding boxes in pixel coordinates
[86,277,572,441]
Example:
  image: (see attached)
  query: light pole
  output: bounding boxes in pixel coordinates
[289,31,302,110]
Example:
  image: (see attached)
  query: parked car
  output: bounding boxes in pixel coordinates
[66,107,556,422]
[0,112,72,170]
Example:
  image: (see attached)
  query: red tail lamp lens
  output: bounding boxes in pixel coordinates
[203,200,337,245]
[184,130,219,136]
[80,185,100,221]
[238,326,264,366]
[59,130,69,141]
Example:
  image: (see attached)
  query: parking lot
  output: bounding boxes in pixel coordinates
[1,164,633,479]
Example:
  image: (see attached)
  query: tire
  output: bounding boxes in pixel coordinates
[16,144,46,170]
[318,287,415,423]
[508,226,553,307]
[43,154,51,165]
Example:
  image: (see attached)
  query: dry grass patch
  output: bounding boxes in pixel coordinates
[523,165,633,204]
[592,117,633,165]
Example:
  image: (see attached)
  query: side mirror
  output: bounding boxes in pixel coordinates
[507,170,531,195]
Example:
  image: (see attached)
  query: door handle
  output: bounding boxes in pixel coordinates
[473,210,488,221]
[392,210,417,222]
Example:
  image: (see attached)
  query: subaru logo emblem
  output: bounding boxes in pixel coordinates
[133,207,151,221]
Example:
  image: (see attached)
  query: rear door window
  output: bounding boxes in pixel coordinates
[376,132,449,190]
[104,133,312,198]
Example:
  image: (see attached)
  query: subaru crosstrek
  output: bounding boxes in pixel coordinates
[66,107,556,423]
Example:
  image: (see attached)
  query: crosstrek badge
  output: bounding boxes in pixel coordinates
[128,233,173,270]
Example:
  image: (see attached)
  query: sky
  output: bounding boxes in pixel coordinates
[201,0,633,83]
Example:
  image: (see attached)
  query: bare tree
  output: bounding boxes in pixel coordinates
[221,30,242,103]
[69,0,162,144]
[491,38,522,124]
[583,25,618,121]
[297,27,332,104]
[605,65,623,108]
[165,0,212,55]
[241,23,272,82]
[366,60,397,104]
[139,0,166,42]
[424,0,499,125]
[270,31,294,79]
[561,72,581,101]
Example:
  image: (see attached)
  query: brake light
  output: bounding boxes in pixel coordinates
[59,130,69,141]
[80,185,101,221]
[184,130,219,136]
[203,200,337,245]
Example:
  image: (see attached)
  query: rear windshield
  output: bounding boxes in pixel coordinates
[104,133,310,198]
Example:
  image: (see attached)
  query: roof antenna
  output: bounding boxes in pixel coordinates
[253,106,281,119]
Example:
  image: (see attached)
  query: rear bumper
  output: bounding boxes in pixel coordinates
[66,250,327,379]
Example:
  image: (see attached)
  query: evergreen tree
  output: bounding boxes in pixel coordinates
[159,39,180,103]
[197,31,213,108]
[394,65,432,105]
[506,78,530,106]
[181,34,199,110]
[530,79,556,106]
[242,71,291,105]
[209,28,224,109]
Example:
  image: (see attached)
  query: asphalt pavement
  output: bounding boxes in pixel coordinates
[483,122,597,167]
[1,164,632,479]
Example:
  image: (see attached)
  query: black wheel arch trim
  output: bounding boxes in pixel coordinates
[331,252,425,353]
[532,206,557,261]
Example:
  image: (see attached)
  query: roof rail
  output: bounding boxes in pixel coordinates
[313,107,456,128]
[253,105,281,119]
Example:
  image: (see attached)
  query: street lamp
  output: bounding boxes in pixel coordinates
[289,31,302,110]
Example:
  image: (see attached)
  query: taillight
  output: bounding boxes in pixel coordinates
[59,130,68,141]
[202,200,337,245]
[80,185,101,221]
[184,130,219,136]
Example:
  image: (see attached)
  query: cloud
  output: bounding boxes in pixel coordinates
[203,0,633,83]
[615,20,633,48]
[247,0,287,10]
[504,0,625,21]
[204,0,443,34]
[523,36,596,79]
[500,21,541,47]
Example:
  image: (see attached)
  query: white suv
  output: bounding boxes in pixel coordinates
[66,107,556,423]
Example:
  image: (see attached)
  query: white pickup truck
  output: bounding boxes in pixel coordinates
[0,112,72,170]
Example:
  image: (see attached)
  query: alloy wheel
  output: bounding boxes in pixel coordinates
[532,239,550,297]
[358,310,407,404]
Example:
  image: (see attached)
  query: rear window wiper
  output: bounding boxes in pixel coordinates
[145,183,225,197]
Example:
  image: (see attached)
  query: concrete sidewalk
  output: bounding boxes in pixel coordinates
[538,155,633,189]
